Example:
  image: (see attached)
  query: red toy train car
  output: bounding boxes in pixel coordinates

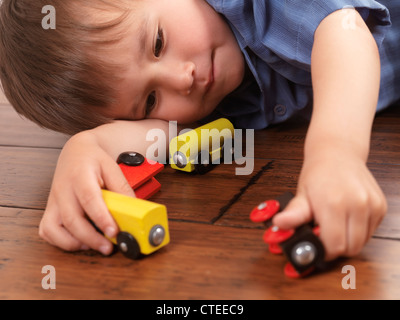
[250,192,325,278]
[117,151,164,199]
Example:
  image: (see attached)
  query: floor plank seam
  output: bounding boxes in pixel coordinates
[368,162,400,166]
[210,160,275,224]
[168,218,268,231]
[0,144,64,150]
[372,235,400,241]
[168,218,214,225]
[0,204,44,211]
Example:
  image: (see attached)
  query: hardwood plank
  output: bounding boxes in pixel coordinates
[0,90,399,301]
[2,144,398,237]
[252,120,307,161]
[1,99,397,160]
[374,166,400,239]
[0,146,60,209]
[1,207,399,300]
[216,159,400,240]
[252,103,400,165]
[215,159,298,229]
[0,145,263,223]
[0,104,68,148]
[151,163,264,223]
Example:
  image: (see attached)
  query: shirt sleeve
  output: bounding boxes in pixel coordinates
[265,0,392,71]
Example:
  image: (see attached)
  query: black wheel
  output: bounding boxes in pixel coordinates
[194,150,213,174]
[279,224,325,273]
[117,152,145,166]
[116,232,141,260]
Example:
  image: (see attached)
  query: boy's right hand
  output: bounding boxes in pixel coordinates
[39,131,135,255]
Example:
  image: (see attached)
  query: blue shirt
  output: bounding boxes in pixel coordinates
[204,0,400,129]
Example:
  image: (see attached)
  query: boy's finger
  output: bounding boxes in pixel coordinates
[52,191,114,254]
[63,211,114,255]
[272,194,313,230]
[346,208,369,257]
[73,178,119,240]
[368,210,385,240]
[53,190,115,255]
[39,208,84,252]
[367,185,387,240]
[101,160,136,198]
[318,210,347,261]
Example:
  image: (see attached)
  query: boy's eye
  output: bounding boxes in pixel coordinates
[154,28,164,57]
[145,91,157,116]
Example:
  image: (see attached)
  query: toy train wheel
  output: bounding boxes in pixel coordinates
[291,241,317,266]
[117,151,145,166]
[117,232,141,259]
[195,150,213,174]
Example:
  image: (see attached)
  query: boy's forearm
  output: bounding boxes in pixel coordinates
[307,9,380,161]
[77,119,170,161]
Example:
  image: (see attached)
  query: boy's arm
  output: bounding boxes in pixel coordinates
[309,8,379,161]
[87,119,170,160]
[273,8,387,260]
[39,119,170,255]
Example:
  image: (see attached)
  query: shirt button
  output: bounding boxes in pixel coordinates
[274,104,287,116]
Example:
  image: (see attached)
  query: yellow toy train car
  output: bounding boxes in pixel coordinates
[169,118,234,174]
[102,190,170,259]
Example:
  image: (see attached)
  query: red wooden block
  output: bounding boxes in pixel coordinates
[134,177,161,200]
[118,152,164,200]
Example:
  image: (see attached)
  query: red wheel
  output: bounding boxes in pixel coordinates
[313,226,321,236]
[249,200,280,222]
[263,226,294,244]
[284,262,315,279]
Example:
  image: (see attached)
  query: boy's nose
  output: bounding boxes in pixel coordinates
[158,61,195,95]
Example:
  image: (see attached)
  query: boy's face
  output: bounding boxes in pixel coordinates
[105,0,245,124]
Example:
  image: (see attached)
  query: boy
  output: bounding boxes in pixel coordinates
[0,0,399,260]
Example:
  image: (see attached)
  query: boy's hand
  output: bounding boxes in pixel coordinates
[39,131,135,255]
[273,148,387,261]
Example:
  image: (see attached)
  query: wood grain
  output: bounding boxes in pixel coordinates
[216,159,400,240]
[0,146,59,209]
[1,207,400,300]
[0,104,68,149]
[0,100,399,299]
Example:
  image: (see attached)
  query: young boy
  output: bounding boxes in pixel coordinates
[0,0,399,261]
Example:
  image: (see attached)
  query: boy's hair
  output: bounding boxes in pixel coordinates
[0,0,130,135]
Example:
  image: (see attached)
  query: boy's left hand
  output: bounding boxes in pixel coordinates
[273,149,387,261]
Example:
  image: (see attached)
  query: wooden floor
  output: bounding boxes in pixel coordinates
[0,88,399,300]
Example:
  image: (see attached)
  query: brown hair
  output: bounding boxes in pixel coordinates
[0,0,130,135]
